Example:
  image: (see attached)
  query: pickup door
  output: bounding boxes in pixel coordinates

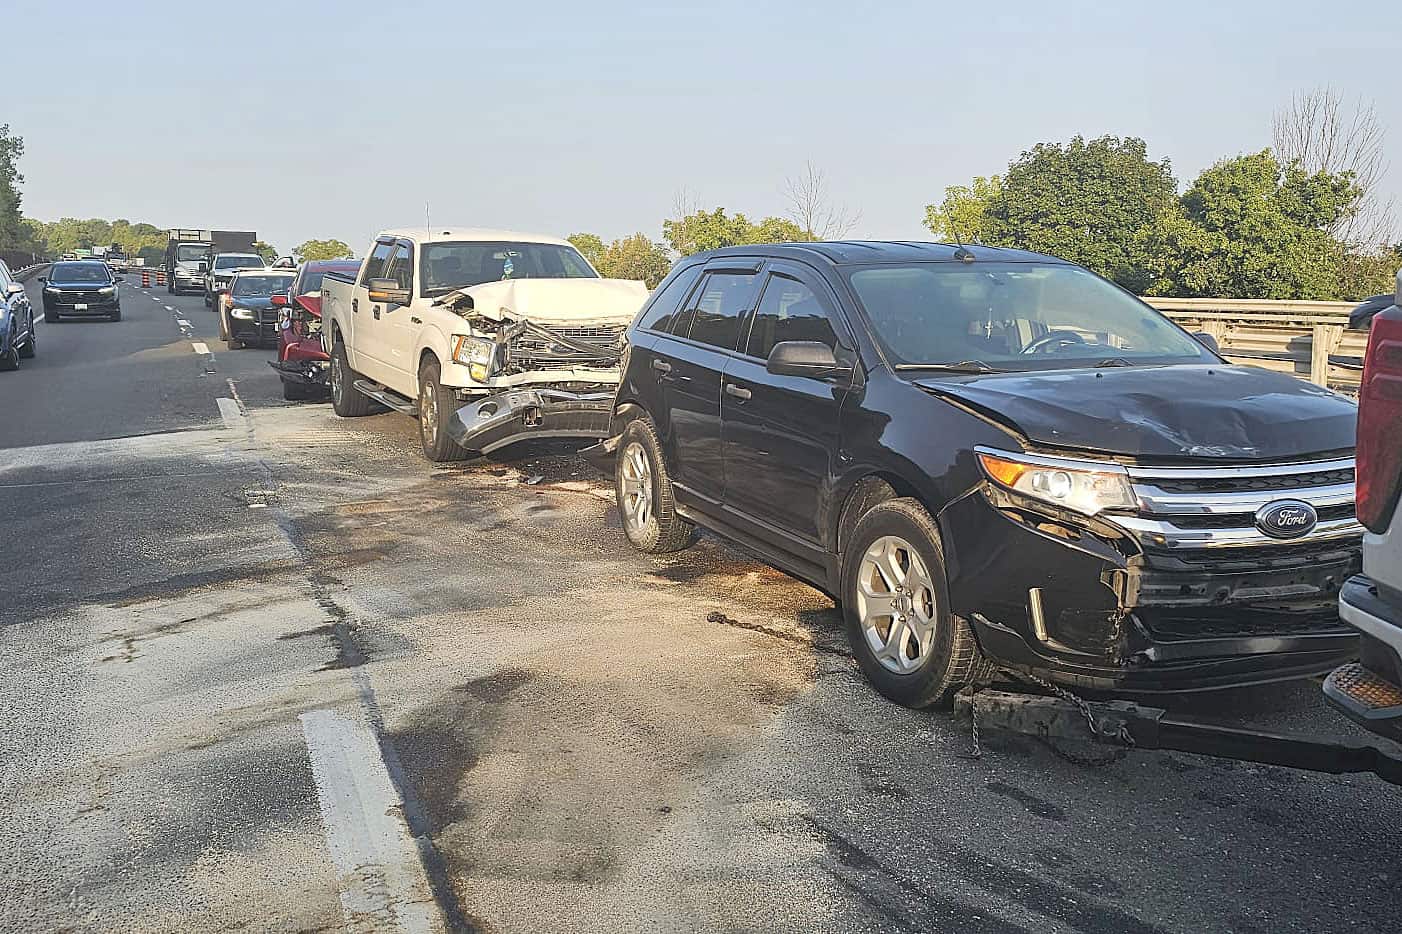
[378,240,421,394]
[345,239,397,384]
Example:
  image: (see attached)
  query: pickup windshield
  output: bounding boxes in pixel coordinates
[420,241,597,296]
[845,262,1213,372]
[176,244,209,262]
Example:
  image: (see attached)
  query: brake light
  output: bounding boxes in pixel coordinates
[1356,306,1402,532]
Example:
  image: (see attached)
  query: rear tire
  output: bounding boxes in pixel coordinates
[615,416,699,553]
[330,338,374,417]
[841,498,990,708]
[416,357,469,462]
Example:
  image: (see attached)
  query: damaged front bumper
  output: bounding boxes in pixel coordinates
[268,358,330,387]
[446,388,614,455]
[942,489,1360,693]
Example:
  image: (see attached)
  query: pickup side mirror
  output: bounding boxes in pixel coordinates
[1192,331,1221,355]
[270,293,288,307]
[367,277,411,306]
[766,340,848,378]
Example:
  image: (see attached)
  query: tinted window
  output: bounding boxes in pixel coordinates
[214,254,261,270]
[361,241,395,284]
[637,265,701,333]
[50,262,112,283]
[419,242,598,296]
[233,274,295,296]
[176,244,208,262]
[746,273,840,358]
[682,272,757,350]
[384,243,414,291]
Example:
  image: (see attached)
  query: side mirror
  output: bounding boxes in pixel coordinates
[270,293,288,307]
[766,340,846,378]
[37,276,47,284]
[366,277,411,306]
[1192,331,1221,355]
[6,282,25,296]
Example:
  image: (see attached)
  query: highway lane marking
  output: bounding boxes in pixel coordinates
[191,341,210,355]
[216,397,244,431]
[300,709,439,934]
[177,319,192,329]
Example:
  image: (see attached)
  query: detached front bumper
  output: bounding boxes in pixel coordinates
[446,389,613,455]
[942,490,1359,694]
[268,357,329,386]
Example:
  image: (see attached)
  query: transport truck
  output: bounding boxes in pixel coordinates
[163,229,257,294]
[321,228,648,462]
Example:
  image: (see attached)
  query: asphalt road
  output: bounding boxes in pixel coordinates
[2,274,1401,933]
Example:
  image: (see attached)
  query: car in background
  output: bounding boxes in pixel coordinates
[268,259,360,400]
[0,259,37,371]
[40,260,123,323]
[1326,273,1402,739]
[204,252,265,308]
[218,268,295,349]
[599,241,1362,707]
[1348,293,1396,331]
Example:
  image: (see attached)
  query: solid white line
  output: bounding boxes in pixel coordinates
[300,709,438,933]
[216,397,243,430]
[177,319,192,328]
[191,342,209,355]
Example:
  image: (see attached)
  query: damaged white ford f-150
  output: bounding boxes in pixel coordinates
[321,228,649,461]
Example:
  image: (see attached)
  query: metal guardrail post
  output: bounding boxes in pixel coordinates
[1311,325,1344,387]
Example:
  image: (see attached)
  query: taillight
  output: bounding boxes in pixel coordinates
[1356,305,1402,532]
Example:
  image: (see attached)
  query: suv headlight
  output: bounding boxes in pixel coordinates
[976,447,1135,517]
[98,286,116,296]
[231,307,254,319]
[451,335,500,381]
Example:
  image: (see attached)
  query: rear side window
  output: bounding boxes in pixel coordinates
[683,271,758,350]
[361,241,395,284]
[637,265,701,333]
[746,273,840,358]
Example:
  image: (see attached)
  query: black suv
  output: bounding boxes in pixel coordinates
[599,242,1363,707]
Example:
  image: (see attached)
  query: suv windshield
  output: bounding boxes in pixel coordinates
[420,241,597,296]
[215,254,262,270]
[50,262,112,283]
[232,274,294,297]
[845,262,1212,371]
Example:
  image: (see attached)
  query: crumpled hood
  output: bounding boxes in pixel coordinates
[437,278,648,326]
[294,294,323,318]
[914,364,1357,461]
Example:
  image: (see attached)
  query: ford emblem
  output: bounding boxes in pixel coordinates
[1254,500,1319,539]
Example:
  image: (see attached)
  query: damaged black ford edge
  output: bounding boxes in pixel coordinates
[595,242,1361,707]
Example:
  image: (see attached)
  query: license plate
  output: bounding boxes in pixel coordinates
[74,303,88,310]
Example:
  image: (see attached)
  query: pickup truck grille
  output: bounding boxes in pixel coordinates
[506,324,625,371]
[1112,457,1363,561]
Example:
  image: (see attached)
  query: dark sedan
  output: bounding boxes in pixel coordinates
[219,269,295,349]
[40,260,123,322]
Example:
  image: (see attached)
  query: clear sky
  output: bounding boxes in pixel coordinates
[7,0,1399,256]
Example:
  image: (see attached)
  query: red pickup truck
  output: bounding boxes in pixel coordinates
[268,259,360,400]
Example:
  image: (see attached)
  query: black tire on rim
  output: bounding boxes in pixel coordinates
[44,307,57,323]
[330,337,373,417]
[416,356,469,462]
[110,307,121,322]
[18,316,35,358]
[0,343,19,371]
[615,416,698,553]
[841,497,990,708]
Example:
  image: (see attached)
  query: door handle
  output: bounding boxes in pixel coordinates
[725,383,752,401]
[651,359,673,374]
[411,316,422,325]
[373,306,381,320]
[352,299,359,314]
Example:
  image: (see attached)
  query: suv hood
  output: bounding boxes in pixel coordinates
[435,278,648,326]
[914,364,1357,461]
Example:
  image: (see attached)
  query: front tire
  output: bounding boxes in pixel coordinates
[416,357,469,462]
[841,498,990,708]
[615,416,698,553]
[44,307,57,323]
[109,307,121,322]
[0,343,19,371]
[18,317,36,358]
[329,338,373,417]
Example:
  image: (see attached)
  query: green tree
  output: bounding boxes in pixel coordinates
[1143,150,1362,300]
[0,125,25,250]
[662,208,807,256]
[294,238,353,261]
[924,175,1001,243]
[567,233,606,270]
[983,136,1177,291]
[254,241,278,263]
[596,233,672,287]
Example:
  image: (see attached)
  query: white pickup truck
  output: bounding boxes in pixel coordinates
[321,228,649,461]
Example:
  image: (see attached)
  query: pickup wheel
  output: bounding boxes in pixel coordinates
[416,357,470,462]
[841,498,990,708]
[330,338,374,417]
[615,416,698,553]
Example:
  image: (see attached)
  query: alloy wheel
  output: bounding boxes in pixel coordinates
[856,535,938,674]
[619,441,653,532]
[420,380,438,445]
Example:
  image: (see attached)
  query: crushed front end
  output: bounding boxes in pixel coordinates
[268,305,331,388]
[945,451,1362,693]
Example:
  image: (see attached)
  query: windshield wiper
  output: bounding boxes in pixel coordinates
[895,360,1008,374]
[1093,357,1134,367]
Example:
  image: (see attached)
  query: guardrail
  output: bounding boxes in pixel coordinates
[1145,297,1365,394]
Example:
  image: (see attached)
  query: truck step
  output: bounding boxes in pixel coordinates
[352,380,418,416]
[1324,662,1402,713]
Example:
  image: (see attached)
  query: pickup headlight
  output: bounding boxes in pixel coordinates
[451,334,500,382]
[976,447,1135,517]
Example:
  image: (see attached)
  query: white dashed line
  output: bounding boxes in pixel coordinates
[300,709,438,933]
[165,305,177,312]
[191,342,209,355]
[216,397,244,430]
[177,319,192,328]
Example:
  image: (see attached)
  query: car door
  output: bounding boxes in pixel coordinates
[647,261,762,509]
[721,262,858,547]
[379,240,420,393]
[349,238,397,381]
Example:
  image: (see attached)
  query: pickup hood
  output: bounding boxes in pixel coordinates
[437,278,648,326]
[914,364,1357,461]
